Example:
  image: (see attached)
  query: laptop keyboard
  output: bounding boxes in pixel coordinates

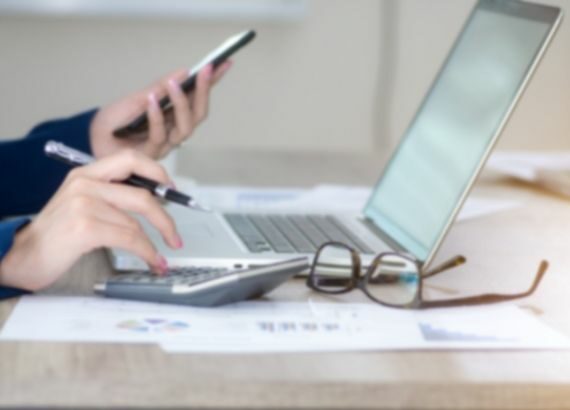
[224,214,374,254]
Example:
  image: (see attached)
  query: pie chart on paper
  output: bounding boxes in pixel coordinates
[116,318,190,334]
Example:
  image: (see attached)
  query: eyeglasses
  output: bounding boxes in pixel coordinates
[306,241,548,309]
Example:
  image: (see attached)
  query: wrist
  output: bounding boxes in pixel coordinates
[0,223,34,290]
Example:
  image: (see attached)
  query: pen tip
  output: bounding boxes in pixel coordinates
[188,199,212,212]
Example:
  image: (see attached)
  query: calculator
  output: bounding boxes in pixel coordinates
[94,257,309,307]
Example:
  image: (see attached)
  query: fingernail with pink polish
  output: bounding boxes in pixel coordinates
[168,78,179,91]
[175,234,184,249]
[148,93,158,110]
[156,254,169,275]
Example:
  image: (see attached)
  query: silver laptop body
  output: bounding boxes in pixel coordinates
[111,0,562,272]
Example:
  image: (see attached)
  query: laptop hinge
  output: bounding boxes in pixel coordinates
[360,217,411,256]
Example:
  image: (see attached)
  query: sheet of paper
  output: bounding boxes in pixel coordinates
[192,184,519,221]
[487,151,570,182]
[191,185,307,211]
[457,197,520,221]
[1,296,568,354]
[162,302,570,353]
[0,296,197,344]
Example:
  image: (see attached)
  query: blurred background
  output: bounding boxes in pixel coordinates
[0,0,568,168]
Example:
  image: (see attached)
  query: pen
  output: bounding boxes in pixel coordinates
[44,140,211,212]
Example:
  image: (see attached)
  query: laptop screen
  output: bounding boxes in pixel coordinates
[364,0,560,261]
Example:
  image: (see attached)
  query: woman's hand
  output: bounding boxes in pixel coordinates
[0,150,182,291]
[89,62,231,160]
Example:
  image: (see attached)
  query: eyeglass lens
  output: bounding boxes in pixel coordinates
[311,244,354,292]
[364,254,420,306]
[311,244,421,306]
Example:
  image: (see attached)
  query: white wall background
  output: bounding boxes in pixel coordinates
[0,0,568,159]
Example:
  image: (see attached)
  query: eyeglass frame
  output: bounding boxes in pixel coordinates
[306,241,548,310]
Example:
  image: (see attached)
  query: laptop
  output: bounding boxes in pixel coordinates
[111,0,563,272]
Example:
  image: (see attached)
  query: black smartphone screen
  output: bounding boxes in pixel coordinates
[113,29,256,138]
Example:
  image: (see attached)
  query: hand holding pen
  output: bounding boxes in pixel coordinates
[1,148,186,292]
[45,141,210,211]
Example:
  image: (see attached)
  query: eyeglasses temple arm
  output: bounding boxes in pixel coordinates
[419,260,548,309]
[422,255,467,279]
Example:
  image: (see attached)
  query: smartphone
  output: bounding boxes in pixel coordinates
[113,29,256,138]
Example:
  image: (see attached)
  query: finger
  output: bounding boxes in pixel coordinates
[84,201,168,271]
[145,69,187,102]
[134,68,188,111]
[212,60,232,85]
[191,64,213,125]
[160,68,187,87]
[157,143,173,160]
[144,92,168,158]
[81,195,141,231]
[60,195,166,273]
[73,179,182,250]
[69,150,173,187]
[167,77,194,145]
[141,68,187,97]
[86,215,168,275]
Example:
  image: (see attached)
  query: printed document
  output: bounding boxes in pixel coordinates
[1,296,568,354]
[192,184,519,220]
[487,151,570,197]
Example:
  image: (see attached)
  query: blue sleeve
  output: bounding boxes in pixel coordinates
[0,108,98,300]
[0,109,97,217]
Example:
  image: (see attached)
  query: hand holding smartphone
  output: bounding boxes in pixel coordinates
[113,29,256,138]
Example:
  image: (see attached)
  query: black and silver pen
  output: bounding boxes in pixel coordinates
[44,140,210,212]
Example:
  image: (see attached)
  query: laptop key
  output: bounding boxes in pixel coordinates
[224,214,273,253]
[269,215,316,253]
[328,216,374,254]
[308,215,366,252]
[288,215,329,248]
[248,215,295,253]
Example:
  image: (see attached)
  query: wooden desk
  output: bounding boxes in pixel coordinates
[2,150,570,409]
